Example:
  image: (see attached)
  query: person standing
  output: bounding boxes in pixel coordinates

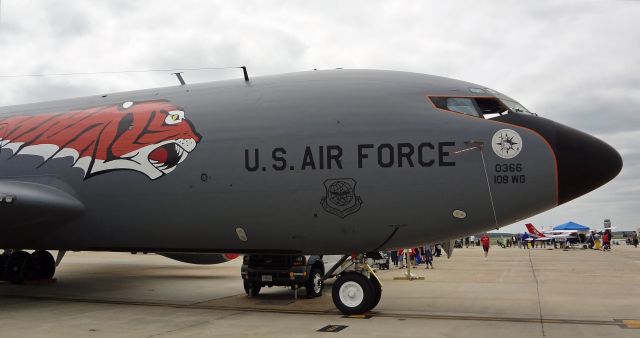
[481,233,490,258]
[425,246,434,269]
[517,233,522,248]
[522,232,530,249]
[632,231,639,248]
[602,230,611,251]
[434,244,442,257]
[588,231,596,249]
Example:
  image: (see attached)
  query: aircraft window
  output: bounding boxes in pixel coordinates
[475,98,509,118]
[500,99,533,115]
[429,96,534,119]
[430,97,479,117]
[445,98,479,116]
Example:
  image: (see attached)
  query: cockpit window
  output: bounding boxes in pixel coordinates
[445,98,480,116]
[501,99,532,115]
[476,98,509,115]
[429,96,534,119]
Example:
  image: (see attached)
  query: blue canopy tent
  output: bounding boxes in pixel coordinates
[553,221,590,231]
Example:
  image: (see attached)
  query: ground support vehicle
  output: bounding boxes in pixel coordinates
[241,254,341,298]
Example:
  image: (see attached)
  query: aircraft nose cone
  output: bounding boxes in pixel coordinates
[552,122,622,204]
[493,114,622,205]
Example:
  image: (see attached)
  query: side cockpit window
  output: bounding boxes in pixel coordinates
[475,97,510,118]
[444,97,480,117]
[429,95,533,119]
[430,96,483,117]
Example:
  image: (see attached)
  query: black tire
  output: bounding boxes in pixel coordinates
[332,272,374,315]
[243,279,261,297]
[28,250,56,280]
[305,267,324,298]
[5,251,30,284]
[368,275,382,311]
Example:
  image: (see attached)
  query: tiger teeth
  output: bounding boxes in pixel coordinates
[150,160,158,164]
[178,152,187,163]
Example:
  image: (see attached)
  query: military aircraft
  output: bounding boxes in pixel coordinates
[0,69,622,314]
[525,223,579,241]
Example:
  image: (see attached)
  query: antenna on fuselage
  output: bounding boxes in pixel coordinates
[0,66,251,84]
[172,72,186,86]
[171,66,248,85]
[240,66,249,82]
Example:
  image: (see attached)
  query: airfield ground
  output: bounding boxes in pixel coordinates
[1,245,639,337]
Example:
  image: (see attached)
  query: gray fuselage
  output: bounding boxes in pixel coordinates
[0,70,621,254]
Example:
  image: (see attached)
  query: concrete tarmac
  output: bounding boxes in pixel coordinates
[1,245,639,337]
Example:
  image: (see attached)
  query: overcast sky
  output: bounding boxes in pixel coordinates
[0,1,638,233]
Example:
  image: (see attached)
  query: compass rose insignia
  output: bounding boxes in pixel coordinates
[491,129,523,159]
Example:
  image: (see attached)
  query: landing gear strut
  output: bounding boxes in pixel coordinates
[331,254,382,315]
[1,250,57,284]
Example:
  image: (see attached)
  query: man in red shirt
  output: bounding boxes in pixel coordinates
[481,233,490,258]
[602,230,611,251]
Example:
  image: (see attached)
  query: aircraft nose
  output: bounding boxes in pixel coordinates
[551,121,622,204]
[493,114,622,205]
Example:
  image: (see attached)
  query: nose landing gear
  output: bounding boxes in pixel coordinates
[1,250,57,284]
[330,254,382,315]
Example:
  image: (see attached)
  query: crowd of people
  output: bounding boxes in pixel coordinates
[383,230,638,271]
[469,229,636,252]
[387,234,494,269]
[388,246,438,269]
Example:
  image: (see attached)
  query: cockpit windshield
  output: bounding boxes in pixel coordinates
[500,99,531,115]
[428,95,535,119]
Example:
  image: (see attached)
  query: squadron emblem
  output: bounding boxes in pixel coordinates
[0,100,201,180]
[491,129,522,159]
[320,178,363,218]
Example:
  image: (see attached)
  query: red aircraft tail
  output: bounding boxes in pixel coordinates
[525,223,546,238]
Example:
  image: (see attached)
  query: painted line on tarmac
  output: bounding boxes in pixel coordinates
[1,293,634,328]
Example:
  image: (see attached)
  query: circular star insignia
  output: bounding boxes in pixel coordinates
[491,129,523,159]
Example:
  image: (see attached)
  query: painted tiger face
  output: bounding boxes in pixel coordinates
[0,100,202,180]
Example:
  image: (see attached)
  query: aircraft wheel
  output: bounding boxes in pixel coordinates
[243,280,261,297]
[28,250,56,280]
[368,276,382,311]
[5,251,31,284]
[305,267,324,298]
[332,272,374,315]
